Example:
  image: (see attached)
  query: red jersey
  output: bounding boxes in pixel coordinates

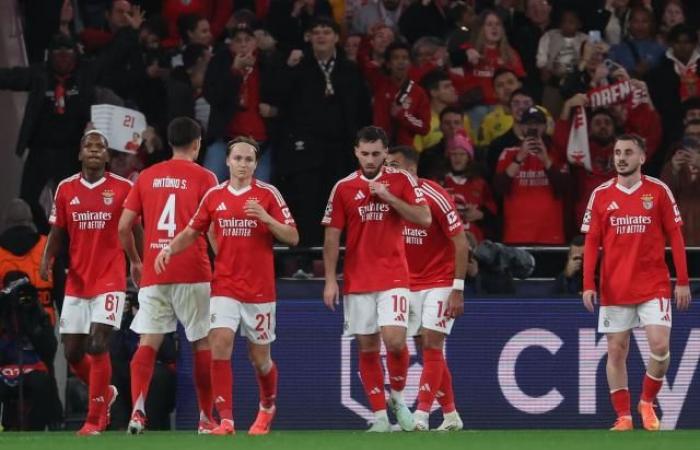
[581,176,683,305]
[404,179,464,291]
[443,173,497,242]
[460,47,525,105]
[372,77,430,146]
[123,159,218,287]
[322,167,426,294]
[189,180,295,303]
[496,147,568,244]
[49,172,132,297]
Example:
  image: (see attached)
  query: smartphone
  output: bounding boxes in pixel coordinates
[524,128,539,138]
[588,30,602,44]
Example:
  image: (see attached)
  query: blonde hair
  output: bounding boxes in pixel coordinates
[472,10,516,65]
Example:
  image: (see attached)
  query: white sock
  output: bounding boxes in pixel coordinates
[374,410,389,422]
[390,389,405,404]
[414,410,429,420]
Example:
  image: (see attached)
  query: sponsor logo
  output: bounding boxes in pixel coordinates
[216,202,227,211]
[354,190,366,201]
[71,211,112,230]
[70,196,80,206]
[358,202,390,222]
[419,383,431,393]
[606,201,619,211]
[609,215,651,235]
[102,189,115,205]
[218,218,258,237]
[403,226,427,245]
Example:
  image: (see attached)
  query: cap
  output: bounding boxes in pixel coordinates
[229,23,255,38]
[521,106,547,125]
[1,198,35,233]
[447,133,474,158]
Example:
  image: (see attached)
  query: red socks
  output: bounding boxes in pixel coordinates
[193,349,214,420]
[359,351,386,412]
[70,355,91,384]
[386,346,409,392]
[436,359,456,413]
[611,388,631,417]
[212,359,233,420]
[417,349,445,412]
[130,345,156,414]
[641,374,663,403]
[86,352,111,426]
[256,362,278,409]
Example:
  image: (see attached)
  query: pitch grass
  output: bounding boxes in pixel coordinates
[1,430,698,450]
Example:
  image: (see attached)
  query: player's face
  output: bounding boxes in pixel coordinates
[385,152,407,170]
[355,140,387,178]
[613,139,646,176]
[227,144,258,180]
[79,134,109,170]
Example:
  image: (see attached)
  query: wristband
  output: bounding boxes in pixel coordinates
[163,245,172,255]
[452,279,465,291]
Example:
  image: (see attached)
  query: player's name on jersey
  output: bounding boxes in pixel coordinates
[152,177,189,190]
[609,214,652,235]
[358,202,390,222]
[403,226,428,245]
[72,211,112,230]
[218,218,258,237]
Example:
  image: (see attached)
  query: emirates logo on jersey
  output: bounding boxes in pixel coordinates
[403,226,428,245]
[641,194,654,210]
[358,202,390,222]
[102,189,115,206]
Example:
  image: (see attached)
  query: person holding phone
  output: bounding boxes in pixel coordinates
[554,234,585,295]
[493,106,570,244]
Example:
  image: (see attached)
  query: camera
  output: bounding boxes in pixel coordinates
[0,277,41,335]
[473,241,535,280]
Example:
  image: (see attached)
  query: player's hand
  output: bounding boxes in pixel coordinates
[154,247,171,274]
[244,200,272,224]
[323,280,340,311]
[582,289,597,313]
[130,261,143,287]
[675,285,692,311]
[445,289,464,318]
[369,181,392,202]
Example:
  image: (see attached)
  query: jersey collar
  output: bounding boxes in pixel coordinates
[615,179,643,195]
[359,167,384,182]
[227,184,252,196]
[79,175,107,190]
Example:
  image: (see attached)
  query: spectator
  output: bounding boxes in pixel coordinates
[477,68,522,147]
[357,25,396,87]
[493,106,569,245]
[203,24,283,183]
[554,79,661,224]
[537,8,587,117]
[160,0,232,48]
[372,42,430,146]
[587,0,632,46]
[414,70,471,152]
[559,39,612,100]
[554,234,585,295]
[0,33,97,233]
[417,106,469,181]
[609,7,666,79]
[511,0,553,102]
[266,0,334,50]
[657,0,685,44]
[443,134,498,243]
[276,17,370,247]
[647,24,700,150]
[0,277,60,430]
[79,0,134,54]
[398,0,448,45]
[344,33,363,63]
[167,44,212,132]
[350,0,404,35]
[681,96,700,125]
[177,13,213,47]
[445,1,477,54]
[457,10,525,132]
[660,124,700,245]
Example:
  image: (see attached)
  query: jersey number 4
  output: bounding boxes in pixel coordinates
[157,194,177,237]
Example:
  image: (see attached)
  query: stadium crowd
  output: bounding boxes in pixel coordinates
[1,0,699,432]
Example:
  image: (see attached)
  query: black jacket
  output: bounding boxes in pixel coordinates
[0,63,96,156]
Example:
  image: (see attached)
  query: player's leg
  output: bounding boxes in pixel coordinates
[173,283,215,432]
[241,302,277,435]
[606,331,633,431]
[637,298,673,431]
[80,322,115,434]
[208,297,241,435]
[60,296,92,384]
[378,289,413,431]
[414,329,445,430]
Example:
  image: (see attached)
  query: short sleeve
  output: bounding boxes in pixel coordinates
[49,184,67,228]
[398,171,426,206]
[266,186,296,226]
[123,178,142,214]
[580,191,600,234]
[495,148,516,174]
[659,183,683,231]
[424,182,463,237]
[321,182,346,228]
[188,194,213,233]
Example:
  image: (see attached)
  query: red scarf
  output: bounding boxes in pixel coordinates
[54,75,69,114]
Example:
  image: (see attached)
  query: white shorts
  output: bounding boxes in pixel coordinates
[408,287,456,337]
[343,288,410,336]
[598,298,673,333]
[209,296,276,345]
[59,292,126,334]
[130,283,211,342]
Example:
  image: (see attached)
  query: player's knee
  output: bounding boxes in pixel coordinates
[86,336,109,355]
[649,343,670,362]
[384,338,406,354]
[607,342,629,363]
[63,346,84,364]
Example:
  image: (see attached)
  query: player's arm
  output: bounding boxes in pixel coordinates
[40,226,66,281]
[581,216,601,313]
[154,226,200,274]
[445,231,468,318]
[668,228,691,310]
[369,181,431,227]
[323,226,342,311]
[118,208,144,285]
[207,223,218,255]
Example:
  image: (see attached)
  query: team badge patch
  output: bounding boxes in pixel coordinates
[641,194,653,210]
[102,189,115,205]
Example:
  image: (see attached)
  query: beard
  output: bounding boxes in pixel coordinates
[615,164,638,176]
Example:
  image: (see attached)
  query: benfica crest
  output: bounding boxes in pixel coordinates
[102,189,115,206]
[641,194,654,210]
